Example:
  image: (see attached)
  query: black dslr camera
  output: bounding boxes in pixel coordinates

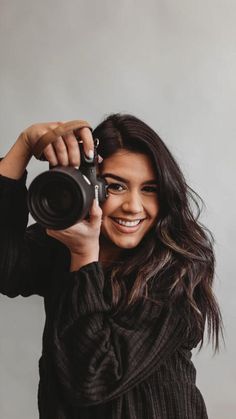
[27,142,107,230]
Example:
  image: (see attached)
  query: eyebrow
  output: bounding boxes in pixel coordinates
[101,173,158,185]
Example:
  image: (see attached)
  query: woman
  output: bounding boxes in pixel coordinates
[0,113,223,418]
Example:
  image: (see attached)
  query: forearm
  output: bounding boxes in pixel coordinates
[0,133,32,180]
[0,174,44,297]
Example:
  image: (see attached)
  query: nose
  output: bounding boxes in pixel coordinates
[121,191,143,214]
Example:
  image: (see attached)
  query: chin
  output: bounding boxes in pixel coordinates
[112,237,142,249]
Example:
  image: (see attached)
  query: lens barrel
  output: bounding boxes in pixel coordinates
[27,166,94,229]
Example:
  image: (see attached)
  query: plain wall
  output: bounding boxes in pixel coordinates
[0,1,235,418]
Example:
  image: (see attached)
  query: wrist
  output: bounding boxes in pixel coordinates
[16,131,33,155]
[0,135,32,180]
[70,249,99,272]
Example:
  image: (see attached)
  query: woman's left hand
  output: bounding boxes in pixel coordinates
[46,199,102,271]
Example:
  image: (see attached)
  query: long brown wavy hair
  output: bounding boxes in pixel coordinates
[93,113,223,352]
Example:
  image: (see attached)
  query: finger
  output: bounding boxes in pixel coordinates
[89,199,103,227]
[53,137,69,166]
[63,132,81,167]
[43,144,59,166]
[75,127,94,160]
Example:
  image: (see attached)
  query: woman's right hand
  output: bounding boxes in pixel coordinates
[0,120,94,180]
[20,121,94,167]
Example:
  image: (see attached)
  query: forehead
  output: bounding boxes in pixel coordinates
[100,150,157,181]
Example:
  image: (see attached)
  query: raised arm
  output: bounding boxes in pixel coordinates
[0,121,94,180]
[0,120,95,297]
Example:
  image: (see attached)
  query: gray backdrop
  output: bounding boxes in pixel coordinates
[0,1,235,418]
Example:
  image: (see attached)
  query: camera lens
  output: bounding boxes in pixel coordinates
[42,180,75,215]
[27,167,95,229]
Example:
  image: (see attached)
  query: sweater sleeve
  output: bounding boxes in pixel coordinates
[0,174,69,297]
[51,262,187,406]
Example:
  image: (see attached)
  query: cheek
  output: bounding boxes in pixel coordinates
[146,197,159,219]
[100,195,121,216]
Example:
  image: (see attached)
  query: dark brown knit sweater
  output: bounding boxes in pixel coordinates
[0,174,208,418]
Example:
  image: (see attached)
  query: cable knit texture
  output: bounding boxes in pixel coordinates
[0,174,208,418]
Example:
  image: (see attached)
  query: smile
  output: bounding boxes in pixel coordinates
[112,217,145,232]
[111,218,145,227]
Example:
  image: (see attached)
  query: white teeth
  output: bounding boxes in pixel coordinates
[114,219,141,227]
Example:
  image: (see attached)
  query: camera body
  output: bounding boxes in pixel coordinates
[27,150,107,230]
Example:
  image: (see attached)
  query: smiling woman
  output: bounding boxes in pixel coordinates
[0,113,223,418]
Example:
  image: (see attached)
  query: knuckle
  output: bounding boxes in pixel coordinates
[59,160,68,167]
[70,157,80,166]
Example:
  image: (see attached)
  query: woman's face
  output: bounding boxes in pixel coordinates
[99,149,159,253]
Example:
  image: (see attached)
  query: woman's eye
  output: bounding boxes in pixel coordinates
[107,183,125,192]
[142,186,158,193]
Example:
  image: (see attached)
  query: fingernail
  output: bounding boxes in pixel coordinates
[87,149,94,160]
[98,154,103,163]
